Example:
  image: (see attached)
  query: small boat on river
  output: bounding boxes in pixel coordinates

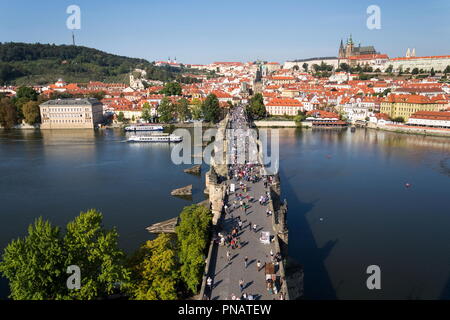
[127,133,182,143]
[124,124,164,132]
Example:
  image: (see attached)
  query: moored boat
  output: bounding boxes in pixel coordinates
[127,134,182,143]
[124,124,164,132]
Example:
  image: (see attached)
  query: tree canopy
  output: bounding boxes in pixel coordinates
[0,42,188,85]
[161,82,182,96]
[157,97,175,123]
[128,234,179,300]
[0,209,130,300]
[201,94,221,123]
[175,98,191,122]
[247,93,266,119]
[0,97,18,128]
[22,100,41,125]
[175,205,211,294]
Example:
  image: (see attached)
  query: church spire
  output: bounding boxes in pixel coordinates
[348,34,354,45]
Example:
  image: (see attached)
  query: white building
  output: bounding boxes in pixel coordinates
[266,98,303,116]
[407,111,450,128]
[390,55,450,72]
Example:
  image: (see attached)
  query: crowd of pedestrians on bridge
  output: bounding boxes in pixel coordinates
[205,105,285,300]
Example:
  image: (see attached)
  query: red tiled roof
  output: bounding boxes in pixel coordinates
[266,98,302,107]
[409,111,450,121]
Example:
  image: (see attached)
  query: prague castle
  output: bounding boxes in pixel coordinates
[338,35,378,59]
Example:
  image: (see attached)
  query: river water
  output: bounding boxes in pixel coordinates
[0,127,449,299]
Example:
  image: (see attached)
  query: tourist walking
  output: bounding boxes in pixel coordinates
[257,260,262,271]
[244,256,248,268]
[207,277,212,291]
[239,279,244,292]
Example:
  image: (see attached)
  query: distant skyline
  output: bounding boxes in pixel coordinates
[1,0,449,64]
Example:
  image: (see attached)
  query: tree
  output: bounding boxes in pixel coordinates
[190,98,203,120]
[16,86,38,101]
[431,68,436,76]
[359,73,370,80]
[340,63,350,72]
[412,68,419,75]
[0,97,18,128]
[161,82,182,96]
[175,98,191,122]
[157,97,174,123]
[22,100,41,125]
[117,111,125,122]
[141,102,152,122]
[88,91,106,101]
[201,94,220,123]
[392,116,405,123]
[444,65,450,74]
[175,205,211,294]
[248,93,266,119]
[63,209,130,300]
[0,210,130,300]
[0,217,66,300]
[129,234,179,300]
[302,63,308,72]
[294,110,306,125]
[385,65,393,73]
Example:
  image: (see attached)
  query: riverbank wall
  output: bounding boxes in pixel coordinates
[368,122,450,137]
[254,120,297,128]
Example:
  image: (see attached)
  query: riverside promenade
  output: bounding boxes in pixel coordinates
[202,105,289,300]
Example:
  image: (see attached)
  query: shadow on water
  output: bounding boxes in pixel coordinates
[440,272,450,300]
[0,277,9,300]
[281,174,338,300]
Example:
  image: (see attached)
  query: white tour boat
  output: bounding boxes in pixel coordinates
[124,124,164,132]
[127,133,183,143]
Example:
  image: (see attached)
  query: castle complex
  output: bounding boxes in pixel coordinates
[338,35,378,59]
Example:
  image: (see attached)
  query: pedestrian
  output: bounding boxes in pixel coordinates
[270,249,274,257]
[244,256,248,268]
[239,279,244,292]
[227,250,231,262]
[257,260,261,271]
[207,277,212,291]
[238,220,243,230]
[253,224,257,233]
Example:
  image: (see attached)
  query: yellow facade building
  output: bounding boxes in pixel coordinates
[380,95,447,121]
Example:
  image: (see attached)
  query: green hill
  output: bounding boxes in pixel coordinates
[0,42,183,86]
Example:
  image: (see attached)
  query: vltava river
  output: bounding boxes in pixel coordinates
[1,127,450,299]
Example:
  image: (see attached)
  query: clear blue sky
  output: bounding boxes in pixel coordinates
[1,0,449,64]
